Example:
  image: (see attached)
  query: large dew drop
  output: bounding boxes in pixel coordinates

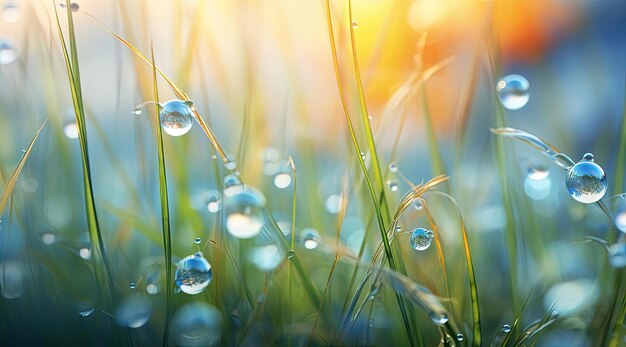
[160,100,194,136]
[175,252,212,295]
[410,228,434,251]
[171,302,222,347]
[496,74,530,110]
[565,153,607,204]
[114,296,153,328]
[223,186,266,239]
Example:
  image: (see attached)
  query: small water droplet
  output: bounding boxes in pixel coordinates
[369,318,375,327]
[566,153,607,204]
[59,2,79,12]
[224,154,237,171]
[389,162,398,173]
[175,253,212,295]
[223,174,243,195]
[77,303,95,317]
[496,74,530,110]
[502,324,512,333]
[410,228,434,251]
[115,296,152,328]
[456,333,464,342]
[395,225,402,233]
[206,190,221,213]
[129,282,136,289]
[64,120,79,139]
[286,249,295,259]
[79,247,91,260]
[42,233,56,245]
[249,244,284,271]
[2,2,18,23]
[413,200,423,211]
[386,180,398,192]
[160,100,194,136]
[429,312,448,325]
[171,302,222,346]
[146,283,160,295]
[0,37,16,64]
[273,173,292,189]
[301,228,321,250]
[224,186,266,239]
[527,165,549,180]
[211,154,217,160]
[351,20,358,28]
[194,237,202,245]
[615,210,626,233]
[230,310,241,326]
[0,261,24,299]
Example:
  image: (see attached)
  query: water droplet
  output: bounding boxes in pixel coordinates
[59,2,79,12]
[79,247,91,260]
[413,200,423,211]
[42,233,56,245]
[389,162,398,173]
[160,100,194,136]
[129,282,136,289]
[395,225,402,233]
[386,180,399,192]
[0,38,17,64]
[249,244,283,271]
[114,296,153,328]
[615,210,626,233]
[429,312,448,325]
[223,186,266,239]
[528,165,549,180]
[410,228,434,251]
[64,120,79,139]
[502,324,512,333]
[223,174,243,196]
[286,249,295,259]
[146,283,160,295]
[301,228,321,250]
[175,253,212,295]
[456,333,464,342]
[524,176,551,200]
[369,318,375,327]
[497,74,529,110]
[609,243,626,268]
[0,261,24,299]
[223,153,237,171]
[194,237,202,245]
[273,173,292,189]
[351,21,358,28]
[325,194,343,214]
[211,154,217,160]
[171,302,222,346]
[566,153,607,204]
[230,310,241,326]
[76,303,95,317]
[2,2,18,23]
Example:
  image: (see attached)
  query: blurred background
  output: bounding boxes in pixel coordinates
[0,0,625,345]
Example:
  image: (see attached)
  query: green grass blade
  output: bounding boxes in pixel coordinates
[0,119,48,216]
[150,44,172,347]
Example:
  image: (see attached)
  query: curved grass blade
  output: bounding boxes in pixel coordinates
[149,44,172,347]
[0,119,47,215]
[513,310,558,346]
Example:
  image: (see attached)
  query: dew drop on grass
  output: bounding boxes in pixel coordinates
[0,38,16,64]
[249,244,283,271]
[502,324,512,333]
[79,247,91,260]
[223,186,266,239]
[413,200,423,211]
[230,310,241,327]
[59,2,79,12]
[171,302,222,347]
[146,283,160,295]
[395,225,402,233]
[369,318,375,327]
[609,243,626,268]
[76,303,95,317]
[302,228,321,249]
[224,154,237,171]
[456,333,464,342]
[159,100,194,136]
[386,180,399,192]
[565,153,607,204]
[360,152,366,160]
[175,252,212,295]
[286,249,295,259]
[389,162,398,173]
[496,74,529,110]
[63,120,79,139]
[0,261,24,299]
[194,237,202,245]
[351,21,358,28]
[274,172,292,189]
[129,282,136,290]
[410,228,434,251]
[42,233,56,245]
[527,165,549,180]
[2,2,18,23]
[223,174,243,195]
[114,296,153,328]
[429,312,448,325]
